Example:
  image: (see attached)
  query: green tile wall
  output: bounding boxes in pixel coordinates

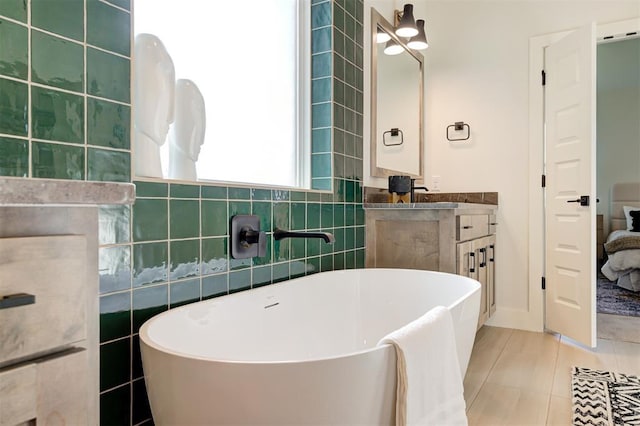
[2,1,364,425]
[0,0,131,182]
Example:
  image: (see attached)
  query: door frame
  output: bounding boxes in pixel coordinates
[528,18,640,333]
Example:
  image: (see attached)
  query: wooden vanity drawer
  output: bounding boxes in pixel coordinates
[0,235,87,366]
[456,215,489,241]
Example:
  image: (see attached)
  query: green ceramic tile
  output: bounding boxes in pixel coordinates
[202,273,227,299]
[0,78,28,136]
[0,136,27,177]
[201,200,227,237]
[355,226,365,248]
[133,198,168,242]
[133,284,167,333]
[251,188,271,200]
[100,385,130,426]
[345,12,356,40]
[344,132,354,157]
[291,191,306,202]
[0,0,26,22]
[334,104,345,129]
[272,262,290,283]
[228,201,250,218]
[306,256,320,275]
[290,260,307,278]
[355,182,363,203]
[132,378,152,425]
[252,265,272,287]
[333,27,344,56]
[312,52,332,79]
[100,292,131,343]
[345,204,356,226]
[170,278,200,308]
[355,248,365,268]
[345,250,355,269]
[334,154,345,178]
[31,0,83,41]
[355,204,365,225]
[134,181,167,197]
[307,203,320,229]
[312,103,331,128]
[311,154,331,179]
[273,238,290,263]
[252,237,271,266]
[291,203,306,230]
[31,30,83,92]
[356,22,364,48]
[201,185,227,199]
[32,86,84,143]
[291,238,305,260]
[100,338,130,391]
[88,148,131,183]
[334,2,345,30]
[311,128,331,153]
[105,0,130,10]
[333,79,344,105]
[344,83,355,109]
[334,179,345,202]
[334,53,345,81]
[132,242,168,287]
[312,77,331,104]
[88,98,130,149]
[170,200,199,239]
[312,27,331,53]
[229,269,251,293]
[228,187,250,200]
[99,245,131,294]
[321,192,334,203]
[131,335,143,379]
[32,142,84,180]
[345,157,355,179]
[321,203,334,228]
[229,256,251,271]
[252,201,272,233]
[0,19,27,79]
[87,0,130,56]
[87,47,130,103]
[333,204,345,227]
[307,237,321,257]
[333,227,345,251]
[170,184,199,198]
[170,239,199,280]
[311,1,331,28]
[272,190,290,201]
[273,202,290,231]
[201,237,228,275]
[320,254,333,272]
[333,252,345,270]
[307,192,321,202]
[99,205,131,245]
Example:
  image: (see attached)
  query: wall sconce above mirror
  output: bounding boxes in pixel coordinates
[370,8,424,180]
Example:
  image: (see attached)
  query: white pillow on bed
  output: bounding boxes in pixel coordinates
[623,205,640,230]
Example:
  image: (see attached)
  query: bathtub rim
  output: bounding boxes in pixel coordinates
[139,268,480,365]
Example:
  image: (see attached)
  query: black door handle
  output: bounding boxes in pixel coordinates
[567,195,590,206]
[0,293,36,310]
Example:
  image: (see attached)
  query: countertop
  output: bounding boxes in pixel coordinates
[364,202,497,210]
[0,178,136,206]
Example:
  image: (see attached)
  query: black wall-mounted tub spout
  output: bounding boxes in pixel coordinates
[273,228,335,244]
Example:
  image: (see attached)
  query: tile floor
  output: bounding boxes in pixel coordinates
[463,324,640,425]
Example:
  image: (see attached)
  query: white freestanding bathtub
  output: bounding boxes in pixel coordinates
[139,268,481,425]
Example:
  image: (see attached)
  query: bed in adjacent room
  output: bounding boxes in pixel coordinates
[601,182,640,292]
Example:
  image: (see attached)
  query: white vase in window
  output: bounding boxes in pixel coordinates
[168,79,206,181]
[133,33,175,178]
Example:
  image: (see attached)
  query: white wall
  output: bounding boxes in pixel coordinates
[364,0,640,330]
[596,38,640,236]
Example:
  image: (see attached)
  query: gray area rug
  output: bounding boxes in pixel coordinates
[597,273,640,317]
[572,366,640,425]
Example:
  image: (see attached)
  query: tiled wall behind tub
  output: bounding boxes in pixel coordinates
[0,0,132,181]
[98,1,365,426]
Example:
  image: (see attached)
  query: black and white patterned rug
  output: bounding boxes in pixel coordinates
[573,366,640,425]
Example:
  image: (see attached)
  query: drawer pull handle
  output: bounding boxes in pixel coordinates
[463,225,473,229]
[469,252,476,273]
[490,222,498,226]
[0,293,36,310]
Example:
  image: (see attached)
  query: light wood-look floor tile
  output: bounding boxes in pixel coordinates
[463,326,513,408]
[546,396,571,426]
[484,330,560,394]
[465,325,640,426]
[550,337,617,398]
[466,383,549,426]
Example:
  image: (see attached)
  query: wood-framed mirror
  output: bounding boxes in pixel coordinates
[370,8,424,180]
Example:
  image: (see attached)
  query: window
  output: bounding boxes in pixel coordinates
[134,0,308,187]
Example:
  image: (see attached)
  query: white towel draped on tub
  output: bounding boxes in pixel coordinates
[378,306,468,426]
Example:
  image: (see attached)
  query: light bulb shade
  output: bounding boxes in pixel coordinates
[384,39,404,55]
[395,4,418,38]
[407,19,429,50]
[376,28,391,44]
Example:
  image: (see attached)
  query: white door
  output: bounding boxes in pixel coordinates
[544,23,596,348]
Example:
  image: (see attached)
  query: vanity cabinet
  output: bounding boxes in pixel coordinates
[365,203,497,328]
